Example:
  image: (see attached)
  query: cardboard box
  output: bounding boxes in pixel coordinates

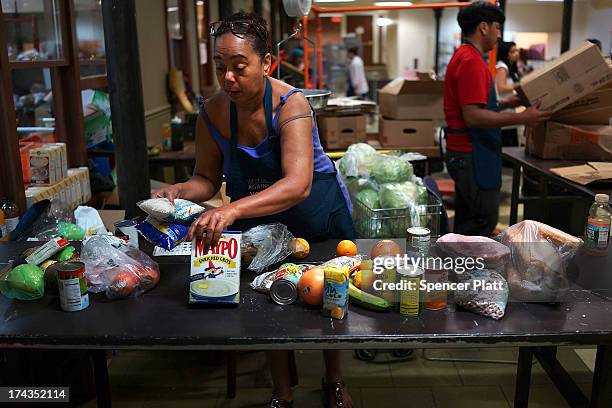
[377,77,444,120]
[526,121,612,161]
[379,117,436,148]
[550,162,612,185]
[517,42,612,112]
[317,114,367,149]
[551,86,612,125]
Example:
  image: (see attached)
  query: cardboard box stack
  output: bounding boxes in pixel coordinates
[25,167,91,209]
[29,143,68,186]
[317,114,367,149]
[522,42,612,161]
[377,76,443,155]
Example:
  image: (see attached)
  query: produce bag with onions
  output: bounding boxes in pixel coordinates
[81,235,160,300]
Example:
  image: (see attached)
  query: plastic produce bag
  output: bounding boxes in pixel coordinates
[75,206,108,236]
[337,143,379,179]
[81,235,160,299]
[137,198,204,223]
[0,263,45,300]
[454,269,508,320]
[436,233,510,268]
[379,182,419,209]
[498,220,583,302]
[30,200,76,240]
[241,223,295,273]
[354,188,380,209]
[371,155,413,184]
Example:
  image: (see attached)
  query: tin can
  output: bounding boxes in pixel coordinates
[114,220,139,248]
[407,227,431,256]
[397,263,424,316]
[56,261,89,312]
[270,276,299,305]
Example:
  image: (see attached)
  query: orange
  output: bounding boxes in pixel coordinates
[297,267,324,306]
[336,240,357,256]
[370,240,402,259]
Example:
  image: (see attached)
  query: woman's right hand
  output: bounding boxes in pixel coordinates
[151,183,183,204]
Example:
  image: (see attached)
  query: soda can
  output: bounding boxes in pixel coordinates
[56,261,89,312]
[270,278,298,305]
[407,227,431,256]
[397,263,424,316]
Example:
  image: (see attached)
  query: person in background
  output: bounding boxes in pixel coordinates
[444,1,552,237]
[495,40,521,146]
[290,47,305,71]
[346,47,369,98]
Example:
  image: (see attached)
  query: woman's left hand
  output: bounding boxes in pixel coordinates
[188,205,240,250]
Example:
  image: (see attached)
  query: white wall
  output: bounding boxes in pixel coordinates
[572,1,612,54]
[396,9,437,74]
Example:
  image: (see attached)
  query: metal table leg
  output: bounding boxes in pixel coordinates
[591,345,612,408]
[91,350,112,408]
[509,162,521,225]
[515,347,534,408]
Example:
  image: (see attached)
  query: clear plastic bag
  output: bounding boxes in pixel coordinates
[81,235,160,299]
[337,143,379,179]
[30,200,82,241]
[241,223,295,273]
[497,220,583,302]
[454,269,508,320]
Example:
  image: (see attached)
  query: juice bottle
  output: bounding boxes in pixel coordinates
[586,194,611,256]
[161,123,172,151]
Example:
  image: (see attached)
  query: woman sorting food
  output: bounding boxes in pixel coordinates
[152,11,355,408]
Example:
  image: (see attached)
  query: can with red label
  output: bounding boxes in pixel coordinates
[57,261,90,312]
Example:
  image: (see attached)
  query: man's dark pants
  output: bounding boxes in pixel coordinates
[446,150,500,237]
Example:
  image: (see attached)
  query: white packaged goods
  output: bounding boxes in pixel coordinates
[138,198,205,223]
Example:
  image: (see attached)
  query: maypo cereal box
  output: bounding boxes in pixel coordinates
[189,232,241,305]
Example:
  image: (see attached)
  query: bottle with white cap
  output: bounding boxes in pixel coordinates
[586,193,611,255]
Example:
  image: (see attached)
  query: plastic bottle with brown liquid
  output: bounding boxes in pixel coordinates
[0,199,19,234]
[586,194,611,256]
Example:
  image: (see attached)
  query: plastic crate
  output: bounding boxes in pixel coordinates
[352,189,443,239]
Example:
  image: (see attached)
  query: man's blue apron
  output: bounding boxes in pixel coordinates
[226,78,356,241]
[446,43,502,190]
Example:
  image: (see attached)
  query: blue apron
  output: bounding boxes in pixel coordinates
[447,43,502,190]
[226,78,356,241]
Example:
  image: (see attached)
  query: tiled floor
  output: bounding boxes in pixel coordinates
[78,347,594,407]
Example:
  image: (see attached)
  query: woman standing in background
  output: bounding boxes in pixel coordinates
[496,41,522,146]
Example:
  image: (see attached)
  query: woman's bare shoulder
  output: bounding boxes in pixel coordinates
[203,91,230,116]
[269,77,309,111]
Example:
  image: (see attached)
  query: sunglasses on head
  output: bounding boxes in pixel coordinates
[210,20,267,42]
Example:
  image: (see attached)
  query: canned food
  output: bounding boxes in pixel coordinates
[407,227,431,256]
[56,261,89,312]
[270,278,298,305]
[397,263,424,316]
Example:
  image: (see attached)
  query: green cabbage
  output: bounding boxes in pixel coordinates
[371,156,413,184]
[355,188,380,209]
[379,182,419,209]
[338,143,379,178]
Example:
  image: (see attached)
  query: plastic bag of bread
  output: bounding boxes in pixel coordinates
[81,235,160,300]
[436,233,510,268]
[498,220,583,302]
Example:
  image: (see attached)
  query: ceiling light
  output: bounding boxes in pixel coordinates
[196,1,204,5]
[314,0,356,3]
[167,6,179,12]
[376,17,394,27]
[535,0,562,2]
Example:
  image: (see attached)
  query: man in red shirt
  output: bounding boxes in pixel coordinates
[444,1,551,236]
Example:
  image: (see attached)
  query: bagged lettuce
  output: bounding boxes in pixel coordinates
[379,182,419,209]
[371,156,413,184]
[337,143,379,179]
[355,188,380,209]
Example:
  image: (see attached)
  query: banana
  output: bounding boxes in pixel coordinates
[349,281,391,312]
